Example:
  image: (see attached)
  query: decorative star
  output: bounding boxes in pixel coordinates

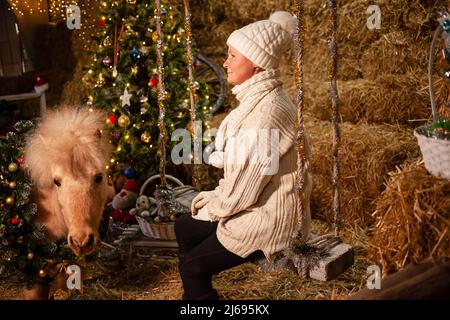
[120,87,132,107]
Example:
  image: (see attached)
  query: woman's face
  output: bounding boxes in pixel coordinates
[223,46,259,85]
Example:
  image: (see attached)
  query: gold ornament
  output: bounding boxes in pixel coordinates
[27,252,34,260]
[112,66,118,78]
[5,196,14,206]
[96,74,105,87]
[103,36,112,46]
[140,131,151,143]
[8,162,18,172]
[118,115,131,128]
[152,31,159,42]
[38,269,47,278]
[131,66,139,75]
[9,181,16,189]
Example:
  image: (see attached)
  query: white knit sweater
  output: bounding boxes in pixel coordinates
[205,69,312,260]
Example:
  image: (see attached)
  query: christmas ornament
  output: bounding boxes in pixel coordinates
[118,115,131,128]
[10,217,20,226]
[140,46,150,55]
[96,74,105,87]
[102,56,112,67]
[5,196,14,206]
[139,95,148,103]
[27,252,34,260]
[113,131,121,139]
[108,114,118,125]
[120,88,132,107]
[130,48,141,61]
[128,0,136,4]
[8,162,18,172]
[103,36,112,46]
[112,66,118,78]
[141,131,151,143]
[149,76,158,88]
[131,66,139,75]
[38,269,47,278]
[9,181,16,189]
[98,18,106,28]
[123,167,137,179]
[152,31,159,42]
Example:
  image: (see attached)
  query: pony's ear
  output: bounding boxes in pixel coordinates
[39,134,49,149]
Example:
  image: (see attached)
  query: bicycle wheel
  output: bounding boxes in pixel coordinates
[194,53,227,114]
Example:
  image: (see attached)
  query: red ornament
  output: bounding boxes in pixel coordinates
[11,217,20,225]
[149,76,158,88]
[18,155,24,165]
[98,18,106,28]
[108,114,118,125]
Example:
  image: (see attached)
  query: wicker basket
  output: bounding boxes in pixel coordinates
[414,126,450,179]
[135,174,194,240]
[136,216,176,240]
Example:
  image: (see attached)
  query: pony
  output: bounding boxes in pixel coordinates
[22,105,114,299]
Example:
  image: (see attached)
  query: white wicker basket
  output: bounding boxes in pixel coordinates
[136,216,176,240]
[414,126,450,179]
[135,174,196,240]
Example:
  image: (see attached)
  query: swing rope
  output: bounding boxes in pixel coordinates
[293,0,342,241]
[293,0,308,242]
[182,0,201,190]
[327,0,341,237]
[155,0,168,187]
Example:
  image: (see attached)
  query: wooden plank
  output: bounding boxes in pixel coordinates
[130,239,178,248]
[256,233,354,281]
[0,92,43,100]
[309,242,354,281]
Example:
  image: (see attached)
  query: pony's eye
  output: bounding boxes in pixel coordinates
[94,174,103,183]
[53,179,61,187]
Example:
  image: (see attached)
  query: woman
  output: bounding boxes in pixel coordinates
[174,11,312,300]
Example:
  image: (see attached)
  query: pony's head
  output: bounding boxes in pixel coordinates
[24,106,113,256]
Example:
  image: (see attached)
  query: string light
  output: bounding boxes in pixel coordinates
[8,1,101,51]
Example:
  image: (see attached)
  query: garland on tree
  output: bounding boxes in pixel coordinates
[0,121,78,288]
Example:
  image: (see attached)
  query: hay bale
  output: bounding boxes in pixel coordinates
[301,0,446,81]
[361,32,429,79]
[368,160,450,276]
[299,74,430,125]
[306,118,420,228]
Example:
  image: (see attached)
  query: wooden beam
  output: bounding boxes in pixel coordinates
[348,258,450,300]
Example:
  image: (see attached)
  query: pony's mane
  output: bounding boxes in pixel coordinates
[24,105,112,187]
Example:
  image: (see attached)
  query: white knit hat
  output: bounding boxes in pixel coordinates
[226,11,297,70]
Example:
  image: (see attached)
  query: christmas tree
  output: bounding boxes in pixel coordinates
[0,121,74,287]
[83,0,214,183]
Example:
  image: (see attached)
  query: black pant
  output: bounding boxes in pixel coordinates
[174,214,261,300]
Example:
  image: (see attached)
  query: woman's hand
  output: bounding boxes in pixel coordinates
[192,206,213,222]
[191,191,213,215]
